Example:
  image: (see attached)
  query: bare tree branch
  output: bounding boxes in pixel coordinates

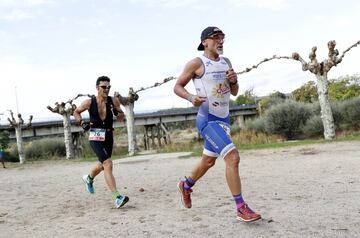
[65,94,93,104]
[6,110,32,128]
[115,88,139,105]
[47,94,92,115]
[337,40,360,64]
[26,115,33,127]
[291,40,359,76]
[236,55,292,75]
[134,76,177,94]
[113,40,359,100]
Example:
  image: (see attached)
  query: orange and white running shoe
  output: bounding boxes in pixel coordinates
[177,181,192,209]
[236,203,261,222]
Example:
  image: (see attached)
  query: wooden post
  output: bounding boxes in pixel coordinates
[236,115,245,129]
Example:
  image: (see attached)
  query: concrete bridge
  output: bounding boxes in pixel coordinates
[0,105,257,149]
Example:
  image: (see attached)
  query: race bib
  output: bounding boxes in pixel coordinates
[219,123,231,137]
[89,128,106,141]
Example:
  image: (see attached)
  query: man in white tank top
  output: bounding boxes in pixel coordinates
[174,26,261,222]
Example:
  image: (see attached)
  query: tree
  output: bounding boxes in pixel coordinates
[292,75,360,103]
[291,81,318,103]
[7,111,33,163]
[47,94,91,159]
[291,40,360,140]
[328,75,360,101]
[115,88,139,156]
[117,76,175,155]
[235,88,256,105]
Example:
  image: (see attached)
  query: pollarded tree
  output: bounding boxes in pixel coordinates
[7,111,33,163]
[232,40,359,140]
[116,77,175,155]
[114,88,139,156]
[292,40,360,140]
[47,94,91,159]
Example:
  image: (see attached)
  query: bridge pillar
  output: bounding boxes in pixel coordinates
[236,115,246,129]
[143,123,170,150]
[72,132,84,158]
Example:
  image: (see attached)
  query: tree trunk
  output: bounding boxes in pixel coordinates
[63,113,74,159]
[124,103,138,155]
[15,127,25,164]
[316,73,335,140]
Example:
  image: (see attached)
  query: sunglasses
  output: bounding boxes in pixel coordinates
[208,34,225,41]
[99,85,111,90]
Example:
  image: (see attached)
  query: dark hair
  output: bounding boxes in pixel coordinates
[96,76,110,85]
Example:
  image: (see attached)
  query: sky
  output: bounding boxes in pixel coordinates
[0,0,359,123]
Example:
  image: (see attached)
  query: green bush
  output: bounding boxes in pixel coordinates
[302,115,323,137]
[265,100,312,139]
[339,97,360,129]
[8,144,20,162]
[0,130,10,150]
[230,123,241,135]
[259,91,287,112]
[246,117,266,133]
[25,138,66,159]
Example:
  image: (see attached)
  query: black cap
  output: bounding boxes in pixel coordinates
[197,26,224,51]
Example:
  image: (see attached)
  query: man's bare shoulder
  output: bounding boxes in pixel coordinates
[111,96,121,105]
[183,57,203,74]
[79,98,92,108]
[186,57,202,67]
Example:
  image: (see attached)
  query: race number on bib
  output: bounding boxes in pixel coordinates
[89,128,106,141]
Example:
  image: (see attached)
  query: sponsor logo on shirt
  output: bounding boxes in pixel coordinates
[212,83,230,98]
[205,61,213,66]
[212,102,220,107]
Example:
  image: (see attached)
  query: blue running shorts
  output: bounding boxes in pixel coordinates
[200,121,236,158]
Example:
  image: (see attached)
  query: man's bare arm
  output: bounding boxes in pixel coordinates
[112,97,125,122]
[174,58,207,106]
[73,99,91,123]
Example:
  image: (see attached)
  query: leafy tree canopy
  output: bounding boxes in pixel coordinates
[234,88,256,105]
[291,74,360,103]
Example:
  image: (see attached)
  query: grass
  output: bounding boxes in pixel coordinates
[4,131,360,164]
[166,131,360,158]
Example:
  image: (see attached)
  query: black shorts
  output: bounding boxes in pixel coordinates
[89,131,113,163]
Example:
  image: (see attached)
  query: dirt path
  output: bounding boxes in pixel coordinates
[0,141,359,237]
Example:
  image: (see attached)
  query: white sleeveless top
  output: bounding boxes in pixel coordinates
[193,55,231,119]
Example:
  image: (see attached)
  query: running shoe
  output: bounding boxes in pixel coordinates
[177,181,192,208]
[115,195,129,208]
[236,203,261,222]
[82,174,94,194]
